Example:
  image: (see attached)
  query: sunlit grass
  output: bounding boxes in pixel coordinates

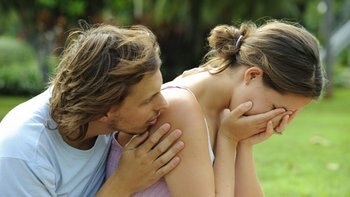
[255,88,350,197]
[0,96,29,120]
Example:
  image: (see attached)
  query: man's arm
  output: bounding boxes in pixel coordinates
[0,158,55,196]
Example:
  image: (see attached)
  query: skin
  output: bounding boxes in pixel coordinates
[145,65,312,196]
[104,69,168,136]
[62,69,185,196]
[63,69,168,148]
[112,65,313,196]
[230,66,310,119]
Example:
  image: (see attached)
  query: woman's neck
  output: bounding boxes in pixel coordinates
[174,67,241,115]
[171,66,244,147]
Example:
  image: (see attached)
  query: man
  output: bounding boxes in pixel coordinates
[0,23,184,196]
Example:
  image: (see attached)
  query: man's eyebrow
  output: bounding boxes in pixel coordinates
[143,92,159,102]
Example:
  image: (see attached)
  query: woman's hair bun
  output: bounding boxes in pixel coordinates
[207,25,242,60]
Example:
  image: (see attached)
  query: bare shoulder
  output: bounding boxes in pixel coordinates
[153,88,215,196]
[158,87,204,129]
[149,87,207,142]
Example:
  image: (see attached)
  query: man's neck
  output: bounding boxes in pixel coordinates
[116,132,134,147]
[62,135,98,150]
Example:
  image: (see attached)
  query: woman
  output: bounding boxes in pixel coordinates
[107,20,324,196]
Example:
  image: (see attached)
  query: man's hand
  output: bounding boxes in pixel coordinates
[98,123,184,196]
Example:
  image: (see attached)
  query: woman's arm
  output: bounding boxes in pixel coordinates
[213,130,238,196]
[234,114,290,197]
[234,143,263,197]
[158,92,290,197]
[216,103,290,196]
[156,89,216,197]
[234,121,274,197]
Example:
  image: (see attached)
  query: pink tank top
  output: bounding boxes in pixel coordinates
[106,136,171,197]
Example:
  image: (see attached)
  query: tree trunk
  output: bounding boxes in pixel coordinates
[323,0,334,98]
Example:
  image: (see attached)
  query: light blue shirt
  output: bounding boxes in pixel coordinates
[0,89,112,196]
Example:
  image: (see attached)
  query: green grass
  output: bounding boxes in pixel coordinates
[255,88,350,197]
[0,96,30,120]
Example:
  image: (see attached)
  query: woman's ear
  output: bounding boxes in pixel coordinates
[243,66,263,85]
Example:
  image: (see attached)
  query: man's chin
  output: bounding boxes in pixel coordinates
[117,127,149,136]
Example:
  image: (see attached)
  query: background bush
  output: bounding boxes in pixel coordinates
[0,37,44,95]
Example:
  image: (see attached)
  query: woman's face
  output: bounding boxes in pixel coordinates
[230,67,312,116]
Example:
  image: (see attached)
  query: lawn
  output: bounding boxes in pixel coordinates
[0,96,30,120]
[255,88,350,197]
[0,89,349,196]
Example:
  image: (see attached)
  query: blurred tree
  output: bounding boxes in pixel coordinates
[1,0,348,92]
[126,0,310,81]
[0,0,107,84]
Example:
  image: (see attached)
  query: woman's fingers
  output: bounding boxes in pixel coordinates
[275,114,290,133]
[243,121,275,145]
[249,108,286,124]
[258,121,275,140]
[231,101,253,118]
[242,108,286,132]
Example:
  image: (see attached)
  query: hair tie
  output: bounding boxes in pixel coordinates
[235,35,243,48]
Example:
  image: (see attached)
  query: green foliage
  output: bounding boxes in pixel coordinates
[304,0,323,36]
[0,37,34,65]
[103,0,133,25]
[37,0,86,17]
[0,9,20,36]
[0,37,44,95]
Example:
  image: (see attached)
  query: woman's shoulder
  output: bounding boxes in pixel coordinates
[156,86,206,132]
[161,86,201,114]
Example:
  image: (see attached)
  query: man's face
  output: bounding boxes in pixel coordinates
[106,69,168,135]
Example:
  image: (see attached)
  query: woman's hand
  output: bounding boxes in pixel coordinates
[219,101,289,143]
[239,120,276,146]
[99,123,184,196]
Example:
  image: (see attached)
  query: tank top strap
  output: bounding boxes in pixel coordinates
[161,85,215,163]
[162,85,197,98]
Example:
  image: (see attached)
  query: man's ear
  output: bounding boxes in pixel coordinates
[243,66,263,85]
[98,115,109,123]
[98,106,118,123]
[97,109,114,123]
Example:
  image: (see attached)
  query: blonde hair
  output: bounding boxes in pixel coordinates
[50,24,161,140]
[199,20,324,98]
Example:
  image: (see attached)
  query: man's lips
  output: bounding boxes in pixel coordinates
[149,118,158,125]
[148,112,160,125]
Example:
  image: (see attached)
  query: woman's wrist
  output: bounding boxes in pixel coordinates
[217,129,238,149]
[237,141,254,151]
